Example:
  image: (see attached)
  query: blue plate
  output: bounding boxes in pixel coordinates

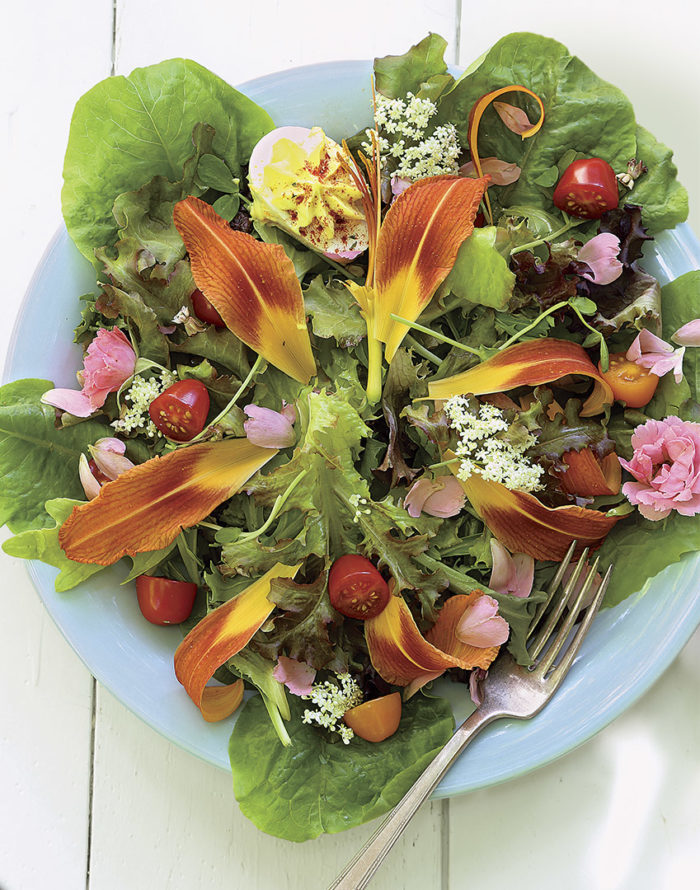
[4,61,700,794]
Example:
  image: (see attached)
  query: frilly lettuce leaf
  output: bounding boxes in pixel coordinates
[229,693,454,841]
[623,125,688,234]
[2,498,105,591]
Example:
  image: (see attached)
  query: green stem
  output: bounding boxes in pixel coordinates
[389,314,483,357]
[427,457,460,470]
[570,304,609,371]
[237,469,308,543]
[498,300,569,351]
[415,554,482,593]
[366,335,383,403]
[510,215,585,256]
[405,335,441,365]
[182,353,265,446]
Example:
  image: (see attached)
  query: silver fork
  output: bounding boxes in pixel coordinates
[328,542,613,890]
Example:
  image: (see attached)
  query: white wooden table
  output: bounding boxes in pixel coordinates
[2,3,699,888]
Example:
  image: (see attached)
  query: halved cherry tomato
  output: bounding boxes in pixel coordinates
[344,692,402,743]
[135,575,198,625]
[598,353,659,408]
[553,158,618,219]
[148,379,210,441]
[328,554,390,620]
[191,288,225,328]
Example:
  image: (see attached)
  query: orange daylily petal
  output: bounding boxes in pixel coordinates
[468,85,544,221]
[199,679,245,722]
[365,594,475,686]
[371,175,489,362]
[404,590,504,699]
[559,448,622,497]
[173,196,316,384]
[174,562,301,721]
[447,452,618,560]
[59,439,276,565]
[428,338,614,417]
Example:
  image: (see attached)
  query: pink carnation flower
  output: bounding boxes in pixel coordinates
[627,329,685,384]
[577,233,623,286]
[42,328,137,417]
[619,416,700,520]
[404,475,466,519]
[243,403,297,449]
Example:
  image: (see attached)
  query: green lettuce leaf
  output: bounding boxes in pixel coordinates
[445,226,515,310]
[228,649,292,747]
[597,512,700,608]
[623,126,688,234]
[303,276,366,346]
[0,379,112,532]
[439,33,638,220]
[659,271,700,412]
[2,498,105,591]
[374,32,453,100]
[62,59,274,262]
[230,693,454,841]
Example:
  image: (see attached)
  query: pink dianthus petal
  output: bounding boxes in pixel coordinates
[456,595,510,647]
[41,388,96,417]
[78,454,101,500]
[243,404,296,449]
[272,656,316,696]
[404,476,465,519]
[460,157,521,186]
[577,233,623,285]
[672,319,700,347]
[488,539,534,598]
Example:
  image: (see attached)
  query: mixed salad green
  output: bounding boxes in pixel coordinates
[2,32,699,842]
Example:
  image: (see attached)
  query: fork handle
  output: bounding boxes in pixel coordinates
[327,704,502,890]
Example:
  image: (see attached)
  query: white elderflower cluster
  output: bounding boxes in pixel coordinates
[301,672,363,744]
[112,371,176,438]
[362,92,461,180]
[444,397,544,493]
[348,493,371,524]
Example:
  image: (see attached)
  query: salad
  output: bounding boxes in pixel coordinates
[2,32,699,842]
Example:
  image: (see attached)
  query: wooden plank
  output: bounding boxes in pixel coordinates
[456,4,699,234]
[88,686,444,890]
[448,628,700,889]
[1,2,113,888]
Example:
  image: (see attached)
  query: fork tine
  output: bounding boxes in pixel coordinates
[528,539,577,639]
[547,563,613,689]
[528,546,589,661]
[535,556,600,677]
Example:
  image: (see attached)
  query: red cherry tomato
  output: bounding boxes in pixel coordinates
[344,692,402,743]
[598,353,659,408]
[328,555,390,620]
[191,288,225,328]
[148,379,210,441]
[135,575,198,625]
[553,158,619,219]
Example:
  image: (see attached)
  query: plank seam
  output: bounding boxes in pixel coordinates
[85,678,97,890]
[454,0,462,64]
[441,798,450,890]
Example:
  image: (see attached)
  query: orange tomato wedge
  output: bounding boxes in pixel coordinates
[343,692,402,743]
